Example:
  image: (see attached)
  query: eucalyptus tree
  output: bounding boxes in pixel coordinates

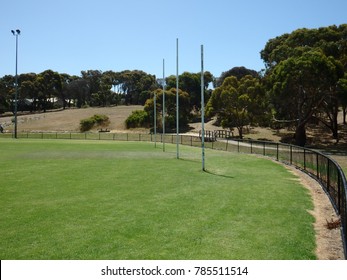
[19,73,37,111]
[0,75,15,113]
[206,75,268,139]
[337,74,347,124]
[215,66,259,87]
[270,50,343,146]
[34,70,62,112]
[144,88,191,131]
[166,71,214,110]
[119,70,156,105]
[262,24,347,145]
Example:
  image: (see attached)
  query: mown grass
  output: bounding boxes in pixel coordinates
[0,139,315,259]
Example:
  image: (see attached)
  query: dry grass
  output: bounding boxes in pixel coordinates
[0,106,143,133]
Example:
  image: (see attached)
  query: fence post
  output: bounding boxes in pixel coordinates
[316,153,319,179]
[276,143,279,161]
[263,142,266,156]
[304,148,306,170]
[290,146,293,165]
[250,141,253,154]
[338,173,341,212]
[226,139,229,151]
[327,159,330,193]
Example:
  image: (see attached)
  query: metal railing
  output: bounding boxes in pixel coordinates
[1,131,346,258]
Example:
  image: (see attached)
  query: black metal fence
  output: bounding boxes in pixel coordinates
[215,137,347,259]
[1,131,346,258]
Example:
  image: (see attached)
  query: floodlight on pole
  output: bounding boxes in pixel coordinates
[11,29,20,139]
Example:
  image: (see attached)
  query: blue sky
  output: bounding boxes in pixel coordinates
[1,0,346,79]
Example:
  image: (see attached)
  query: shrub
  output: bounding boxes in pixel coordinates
[80,114,110,132]
[93,114,109,125]
[125,110,149,128]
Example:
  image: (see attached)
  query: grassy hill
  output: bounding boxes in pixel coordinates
[0,106,144,133]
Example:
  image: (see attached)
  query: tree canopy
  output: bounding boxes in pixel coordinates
[262,24,347,145]
[206,75,268,138]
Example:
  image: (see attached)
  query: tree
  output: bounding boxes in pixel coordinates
[34,70,62,112]
[215,66,259,87]
[59,73,76,109]
[19,73,37,111]
[118,70,156,105]
[166,71,213,110]
[261,24,347,69]
[144,88,191,131]
[262,24,347,145]
[0,75,15,113]
[337,74,347,124]
[206,75,267,138]
[270,50,343,146]
[64,78,89,108]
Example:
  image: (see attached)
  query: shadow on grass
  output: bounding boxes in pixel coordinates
[203,169,235,179]
[178,158,235,179]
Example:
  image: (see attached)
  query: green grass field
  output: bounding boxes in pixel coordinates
[0,139,316,260]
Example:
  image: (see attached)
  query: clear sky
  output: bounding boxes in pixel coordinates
[1,0,346,79]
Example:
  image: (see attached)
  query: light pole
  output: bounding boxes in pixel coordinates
[11,29,20,139]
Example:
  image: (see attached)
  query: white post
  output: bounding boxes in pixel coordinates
[162,59,165,152]
[154,90,157,148]
[176,38,179,159]
[201,45,205,171]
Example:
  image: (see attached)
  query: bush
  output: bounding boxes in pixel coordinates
[80,114,110,132]
[125,110,149,128]
[93,114,109,125]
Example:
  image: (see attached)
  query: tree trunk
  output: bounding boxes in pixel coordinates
[295,123,307,146]
[237,126,243,139]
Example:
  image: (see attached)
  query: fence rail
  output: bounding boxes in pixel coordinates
[1,131,346,258]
